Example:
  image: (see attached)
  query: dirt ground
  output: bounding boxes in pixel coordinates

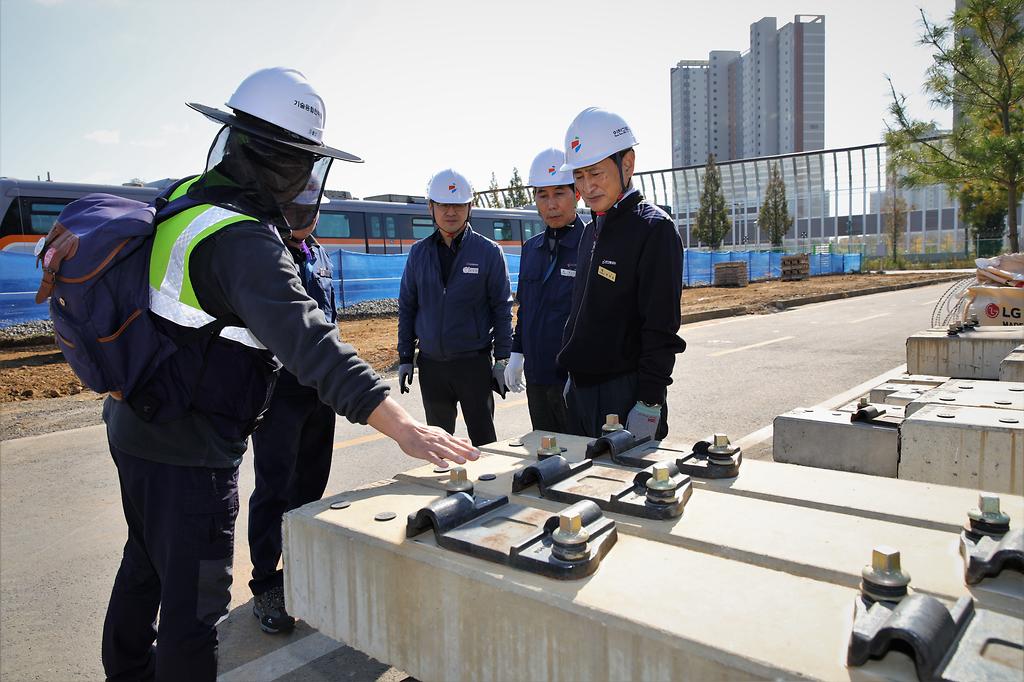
[0,272,962,440]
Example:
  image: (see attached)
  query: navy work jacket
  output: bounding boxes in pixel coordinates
[511,218,585,385]
[274,236,337,394]
[398,225,513,363]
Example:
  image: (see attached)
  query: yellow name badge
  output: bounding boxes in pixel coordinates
[597,266,616,282]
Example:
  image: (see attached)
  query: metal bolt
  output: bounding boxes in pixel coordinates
[645,462,678,505]
[713,433,729,447]
[602,414,624,433]
[860,545,911,602]
[707,433,739,460]
[551,510,590,562]
[445,466,474,497]
[537,435,561,458]
[858,397,869,408]
[967,493,1011,531]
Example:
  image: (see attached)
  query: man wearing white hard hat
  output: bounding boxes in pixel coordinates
[397,169,513,445]
[557,107,686,440]
[100,68,478,681]
[503,148,585,432]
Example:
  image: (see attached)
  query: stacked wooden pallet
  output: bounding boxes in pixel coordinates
[781,254,810,281]
[713,261,749,287]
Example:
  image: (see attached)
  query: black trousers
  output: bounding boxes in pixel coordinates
[418,352,496,446]
[565,372,669,439]
[248,385,336,596]
[526,382,569,433]
[102,447,238,682]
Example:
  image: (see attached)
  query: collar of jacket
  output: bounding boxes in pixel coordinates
[432,224,471,250]
[526,217,584,255]
[591,189,643,223]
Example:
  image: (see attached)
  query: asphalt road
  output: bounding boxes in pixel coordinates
[0,282,955,681]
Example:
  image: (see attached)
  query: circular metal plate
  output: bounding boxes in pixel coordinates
[374,512,397,522]
[508,440,524,447]
[478,473,496,481]
[329,500,350,510]
[433,466,450,474]
[939,396,955,401]
[937,413,956,419]
[998,418,1019,424]
[994,400,1011,405]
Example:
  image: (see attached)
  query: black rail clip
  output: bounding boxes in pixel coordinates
[512,455,692,520]
[959,494,1023,585]
[585,430,741,479]
[406,493,617,580]
[848,546,1024,681]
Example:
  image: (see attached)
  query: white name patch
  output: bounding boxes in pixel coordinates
[560,268,576,277]
[462,266,479,274]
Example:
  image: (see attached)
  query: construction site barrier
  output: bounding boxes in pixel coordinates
[1,249,860,327]
[683,250,861,287]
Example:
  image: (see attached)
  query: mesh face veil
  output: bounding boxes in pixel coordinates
[190,125,332,230]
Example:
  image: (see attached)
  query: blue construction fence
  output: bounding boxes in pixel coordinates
[683,249,861,287]
[0,248,859,327]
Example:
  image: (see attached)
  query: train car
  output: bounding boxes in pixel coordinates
[0,177,546,255]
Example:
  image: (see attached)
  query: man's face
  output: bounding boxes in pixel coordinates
[431,201,470,233]
[289,212,319,242]
[572,150,634,213]
[534,185,577,228]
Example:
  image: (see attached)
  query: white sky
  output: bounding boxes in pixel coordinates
[0,0,954,198]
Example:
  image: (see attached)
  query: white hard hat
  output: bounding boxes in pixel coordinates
[187,67,362,163]
[559,107,639,172]
[528,148,575,188]
[426,168,474,204]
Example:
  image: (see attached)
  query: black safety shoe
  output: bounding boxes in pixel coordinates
[253,586,296,634]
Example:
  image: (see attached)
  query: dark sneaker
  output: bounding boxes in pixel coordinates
[253,586,296,634]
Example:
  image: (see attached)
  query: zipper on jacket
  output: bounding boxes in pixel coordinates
[563,222,599,355]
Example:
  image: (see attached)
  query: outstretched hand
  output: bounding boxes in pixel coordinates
[367,396,479,467]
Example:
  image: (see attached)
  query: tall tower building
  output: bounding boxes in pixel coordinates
[670,14,825,165]
[669,60,709,167]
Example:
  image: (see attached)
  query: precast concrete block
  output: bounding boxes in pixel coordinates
[907,328,1024,379]
[904,379,1024,417]
[1000,344,1024,382]
[885,373,949,386]
[900,404,1024,495]
[869,383,933,405]
[772,407,899,477]
[886,388,933,406]
[485,430,1024,533]
[397,455,1024,615]
[284,478,1009,682]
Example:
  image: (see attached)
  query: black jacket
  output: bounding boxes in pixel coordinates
[557,190,685,404]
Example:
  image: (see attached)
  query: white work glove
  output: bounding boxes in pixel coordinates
[626,401,661,441]
[492,359,509,398]
[504,352,525,393]
[398,363,414,394]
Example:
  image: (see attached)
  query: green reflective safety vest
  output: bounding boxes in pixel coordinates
[148,178,267,349]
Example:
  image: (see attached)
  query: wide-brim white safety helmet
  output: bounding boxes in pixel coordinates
[559,107,638,172]
[426,168,474,204]
[528,148,574,188]
[187,67,363,163]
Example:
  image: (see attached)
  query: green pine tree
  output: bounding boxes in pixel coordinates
[507,167,530,208]
[758,163,792,247]
[484,172,504,208]
[694,154,730,249]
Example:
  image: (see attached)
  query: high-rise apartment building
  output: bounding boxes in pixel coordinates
[671,14,825,166]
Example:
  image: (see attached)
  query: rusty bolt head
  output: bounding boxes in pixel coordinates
[713,433,730,447]
[860,545,911,601]
[449,467,467,484]
[858,397,869,408]
[646,462,677,494]
[541,435,555,450]
[968,493,1011,526]
[559,511,583,534]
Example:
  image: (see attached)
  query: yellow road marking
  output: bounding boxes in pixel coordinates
[709,335,795,358]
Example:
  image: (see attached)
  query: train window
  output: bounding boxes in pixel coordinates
[491,220,512,241]
[27,200,71,234]
[522,220,544,241]
[0,198,24,235]
[368,214,397,239]
[317,212,352,238]
[411,217,434,239]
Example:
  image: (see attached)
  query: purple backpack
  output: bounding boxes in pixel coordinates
[35,192,199,401]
